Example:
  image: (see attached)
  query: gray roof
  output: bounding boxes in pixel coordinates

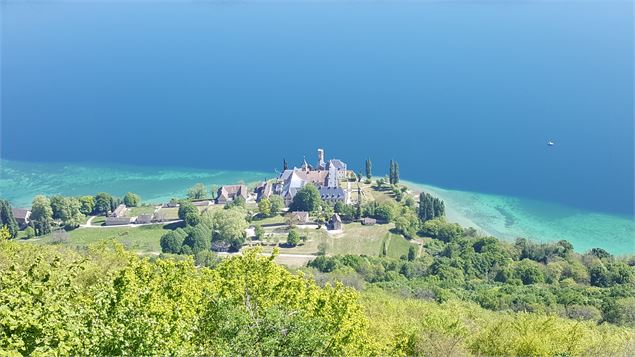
[112,204,127,217]
[329,159,347,170]
[11,208,31,220]
[192,200,213,206]
[287,211,310,222]
[318,187,345,199]
[105,217,132,225]
[279,169,295,181]
[136,214,153,223]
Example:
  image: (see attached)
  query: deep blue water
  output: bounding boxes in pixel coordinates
[2,0,633,216]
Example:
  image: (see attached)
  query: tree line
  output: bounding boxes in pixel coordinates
[0,192,142,238]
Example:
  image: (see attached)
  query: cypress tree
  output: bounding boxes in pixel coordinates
[0,200,19,238]
[389,160,394,185]
[283,159,288,171]
[425,194,434,220]
[355,187,362,219]
[418,193,428,221]
[394,161,400,184]
[365,158,372,179]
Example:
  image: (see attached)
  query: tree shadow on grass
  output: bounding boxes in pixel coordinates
[163,221,185,230]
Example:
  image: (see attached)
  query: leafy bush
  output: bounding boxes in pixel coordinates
[0,242,370,356]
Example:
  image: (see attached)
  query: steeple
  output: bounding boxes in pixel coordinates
[302,157,310,171]
[317,148,325,169]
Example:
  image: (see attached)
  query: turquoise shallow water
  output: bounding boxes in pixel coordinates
[407,181,635,256]
[0,160,270,207]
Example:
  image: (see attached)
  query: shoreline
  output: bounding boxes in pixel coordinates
[1,160,633,255]
[402,180,635,256]
[401,180,495,237]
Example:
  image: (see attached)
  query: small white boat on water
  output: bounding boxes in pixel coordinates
[547,140,555,147]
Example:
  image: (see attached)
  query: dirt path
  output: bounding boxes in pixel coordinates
[80,216,97,228]
[79,219,182,229]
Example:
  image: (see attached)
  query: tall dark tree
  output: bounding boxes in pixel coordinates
[388,160,400,185]
[123,192,141,207]
[356,187,363,219]
[289,185,323,213]
[31,195,53,236]
[94,192,113,215]
[365,158,372,179]
[50,195,68,220]
[283,159,288,171]
[408,245,416,261]
[0,200,19,238]
[160,229,187,254]
[418,192,445,222]
[178,202,199,222]
[183,224,212,254]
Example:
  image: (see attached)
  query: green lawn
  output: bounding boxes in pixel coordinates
[15,230,29,239]
[125,206,157,217]
[33,225,171,253]
[91,216,106,226]
[156,207,179,220]
[198,205,223,214]
[253,222,396,257]
[385,233,418,259]
[252,214,286,226]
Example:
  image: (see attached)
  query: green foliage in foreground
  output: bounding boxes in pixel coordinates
[0,242,368,356]
[1,241,633,356]
[363,288,634,356]
[308,233,635,326]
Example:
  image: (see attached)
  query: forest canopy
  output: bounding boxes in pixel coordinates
[1,240,634,356]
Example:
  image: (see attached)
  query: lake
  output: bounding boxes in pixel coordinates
[1,1,633,252]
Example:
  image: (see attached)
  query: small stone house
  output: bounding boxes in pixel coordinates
[286,211,310,225]
[361,217,376,226]
[329,213,342,231]
[11,208,31,229]
[105,217,132,226]
[135,214,154,224]
[255,181,274,202]
[111,204,127,218]
[216,185,248,204]
[192,200,214,207]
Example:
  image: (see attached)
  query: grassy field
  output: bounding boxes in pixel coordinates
[252,213,286,226]
[198,205,224,214]
[32,224,171,253]
[254,222,403,257]
[125,206,157,217]
[385,233,418,259]
[156,207,179,220]
[91,216,106,226]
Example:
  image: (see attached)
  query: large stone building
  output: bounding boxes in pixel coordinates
[277,148,348,206]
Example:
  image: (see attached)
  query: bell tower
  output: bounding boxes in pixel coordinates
[317,148,325,169]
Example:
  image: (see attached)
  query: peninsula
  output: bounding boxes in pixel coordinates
[1,148,634,355]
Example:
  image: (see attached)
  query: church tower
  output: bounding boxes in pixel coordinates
[317,148,326,170]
